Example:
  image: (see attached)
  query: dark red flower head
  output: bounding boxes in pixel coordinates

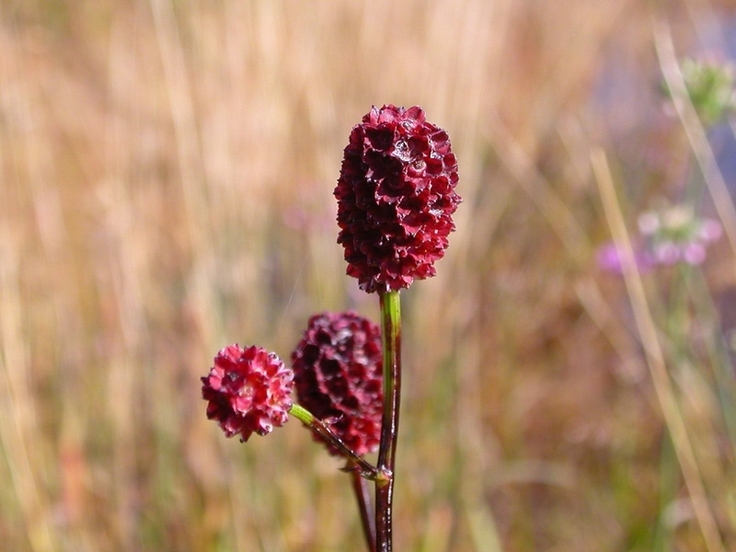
[201,344,294,442]
[335,105,461,293]
[291,312,383,456]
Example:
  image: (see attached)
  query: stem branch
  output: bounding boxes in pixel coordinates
[289,403,381,481]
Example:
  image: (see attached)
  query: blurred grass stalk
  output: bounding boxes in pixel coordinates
[0,235,55,551]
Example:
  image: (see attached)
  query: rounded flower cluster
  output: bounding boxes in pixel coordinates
[675,56,735,127]
[638,207,722,266]
[597,205,723,274]
[201,344,294,442]
[291,312,383,456]
[335,105,461,293]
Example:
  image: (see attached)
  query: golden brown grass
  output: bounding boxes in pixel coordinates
[1,1,736,550]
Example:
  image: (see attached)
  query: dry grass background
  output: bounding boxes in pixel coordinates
[2,0,736,550]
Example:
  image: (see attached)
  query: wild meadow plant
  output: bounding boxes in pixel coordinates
[595,55,736,551]
[597,205,722,274]
[201,105,460,552]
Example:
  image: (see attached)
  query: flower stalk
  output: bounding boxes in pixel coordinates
[350,467,377,552]
[289,403,382,482]
[376,290,402,551]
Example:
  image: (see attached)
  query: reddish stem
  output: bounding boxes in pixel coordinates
[350,467,377,552]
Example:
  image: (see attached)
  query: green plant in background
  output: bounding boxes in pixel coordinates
[201,105,460,552]
[672,57,736,128]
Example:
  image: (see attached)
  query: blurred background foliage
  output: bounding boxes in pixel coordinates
[2,0,736,550]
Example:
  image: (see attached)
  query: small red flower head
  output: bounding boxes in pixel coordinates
[291,312,383,456]
[201,344,294,442]
[335,105,461,293]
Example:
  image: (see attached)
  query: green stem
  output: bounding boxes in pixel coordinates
[376,290,402,552]
[289,404,383,482]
